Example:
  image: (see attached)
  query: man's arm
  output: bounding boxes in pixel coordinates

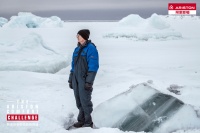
[68,49,75,84]
[86,45,99,84]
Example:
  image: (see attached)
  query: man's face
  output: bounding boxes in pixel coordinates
[77,34,85,44]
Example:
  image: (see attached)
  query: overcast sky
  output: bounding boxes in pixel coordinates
[0,0,199,20]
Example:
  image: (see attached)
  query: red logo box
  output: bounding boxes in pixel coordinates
[7,114,39,121]
[168,3,196,15]
[168,3,196,10]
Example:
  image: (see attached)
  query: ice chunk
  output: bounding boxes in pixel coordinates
[92,83,200,133]
[105,14,180,41]
[118,13,170,30]
[0,33,68,73]
[92,83,158,127]
[64,112,76,130]
[3,12,64,28]
[119,14,145,26]
[154,105,200,133]
[147,13,170,30]
[0,17,8,27]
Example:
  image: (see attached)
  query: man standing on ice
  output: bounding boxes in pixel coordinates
[68,29,99,128]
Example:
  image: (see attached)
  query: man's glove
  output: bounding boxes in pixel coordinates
[85,82,93,90]
[68,72,73,89]
[69,82,73,89]
[68,72,73,84]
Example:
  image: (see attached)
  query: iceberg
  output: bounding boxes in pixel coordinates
[104,14,181,41]
[92,83,200,133]
[2,12,64,28]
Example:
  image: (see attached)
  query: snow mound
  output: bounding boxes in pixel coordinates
[64,112,76,129]
[119,13,170,30]
[0,17,8,27]
[147,13,170,30]
[104,14,181,41]
[3,12,64,28]
[119,14,145,26]
[0,33,68,73]
[92,83,200,133]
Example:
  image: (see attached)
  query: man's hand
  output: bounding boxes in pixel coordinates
[69,82,73,89]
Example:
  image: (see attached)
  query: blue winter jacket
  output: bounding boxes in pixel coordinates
[69,40,99,84]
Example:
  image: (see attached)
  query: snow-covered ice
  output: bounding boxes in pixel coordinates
[92,83,158,128]
[119,13,170,30]
[0,13,200,133]
[0,17,8,27]
[104,14,182,41]
[0,32,68,73]
[92,83,200,133]
[119,14,145,26]
[2,12,64,28]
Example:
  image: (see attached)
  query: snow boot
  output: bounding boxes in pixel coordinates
[82,122,93,128]
[73,122,84,128]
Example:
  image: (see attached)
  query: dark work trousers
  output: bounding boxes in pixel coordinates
[72,75,93,125]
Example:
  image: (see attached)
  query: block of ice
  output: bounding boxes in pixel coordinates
[2,12,64,28]
[92,83,200,133]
